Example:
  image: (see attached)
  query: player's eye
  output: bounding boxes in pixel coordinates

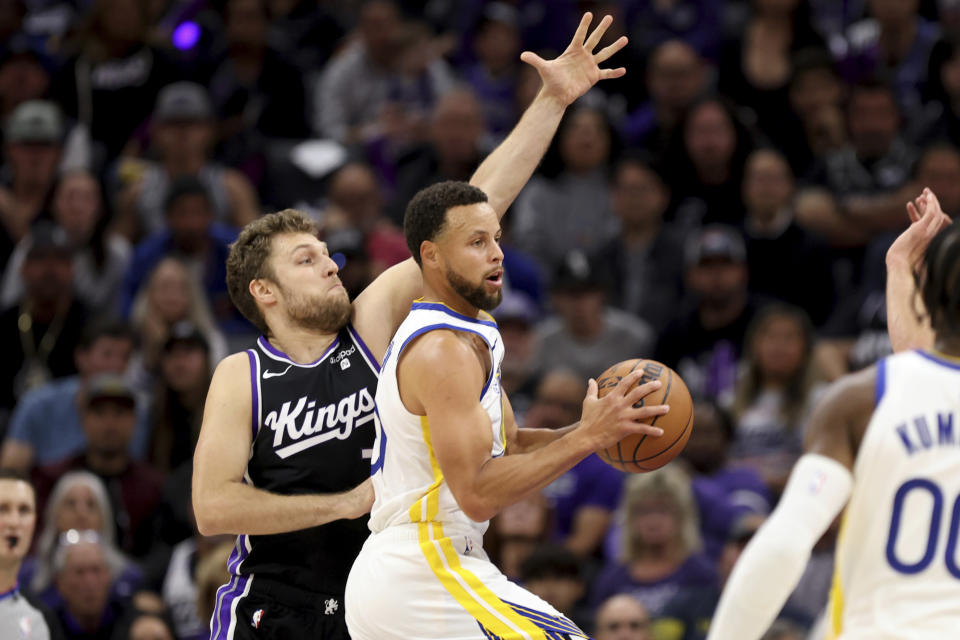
[473,239,484,247]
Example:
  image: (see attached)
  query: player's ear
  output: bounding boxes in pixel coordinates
[249,278,276,305]
[420,240,440,268]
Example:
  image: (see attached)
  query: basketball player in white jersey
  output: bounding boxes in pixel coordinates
[194,11,635,639]
[707,192,959,640]
[345,19,673,628]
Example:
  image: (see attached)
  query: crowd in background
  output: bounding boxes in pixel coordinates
[0,0,954,639]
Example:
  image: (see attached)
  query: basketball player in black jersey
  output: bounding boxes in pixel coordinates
[192,12,630,639]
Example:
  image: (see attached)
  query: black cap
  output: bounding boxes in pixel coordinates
[86,374,136,407]
[684,224,746,267]
[25,222,72,260]
[552,250,602,291]
[162,321,209,354]
[154,82,213,122]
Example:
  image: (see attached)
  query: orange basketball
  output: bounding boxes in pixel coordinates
[595,359,694,473]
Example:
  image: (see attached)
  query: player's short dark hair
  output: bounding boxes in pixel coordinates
[919,220,960,341]
[403,181,488,266]
[226,209,319,335]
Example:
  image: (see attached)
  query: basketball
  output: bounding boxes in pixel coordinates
[595,359,694,473]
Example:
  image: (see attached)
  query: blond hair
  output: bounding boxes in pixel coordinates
[617,465,702,562]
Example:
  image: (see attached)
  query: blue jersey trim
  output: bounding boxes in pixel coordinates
[915,349,960,371]
[246,350,259,438]
[875,357,887,407]
[0,585,17,601]
[411,302,498,328]
[397,323,496,398]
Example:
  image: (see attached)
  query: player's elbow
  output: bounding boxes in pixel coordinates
[193,490,229,536]
[456,493,497,523]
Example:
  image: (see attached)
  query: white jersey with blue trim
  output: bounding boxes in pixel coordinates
[368,301,505,538]
[826,350,960,639]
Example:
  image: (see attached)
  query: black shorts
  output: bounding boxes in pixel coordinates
[214,576,349,640]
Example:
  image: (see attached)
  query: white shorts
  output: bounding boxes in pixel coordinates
[345,522,588,640]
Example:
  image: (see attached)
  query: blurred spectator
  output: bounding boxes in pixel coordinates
[24,471,142,607]
[729,305,819,495]
[532,369,624,560]
[115,609,177,640]
[486,493,551,581]
[34,374,164,559]
[128,258,228,379]
[121,177,240,331]
[679,400,770,559]
[323,161,408,274]
[154,525,232,640]
[740,149,834,326]
[836,0,939,119]
[116,82,259,241]
[622,39,710,155]
[0,0,26,48]
[593,594,652,640]
[591,154,686,333]
[0,35,52,130]
[264,0,346,72]
[51,531,130,640]
[655,225,763,403]
[591,467,717,617]
[923,34,960,144]
[314,1,454,145]
[0,222,87,418]
[796,80,918,245]
[909,142,960,218]
[192,539,234,629]
[389,88,486,224]
[0,100,63,269]
[463,3,522,141]
[0,469,63,640]
[513,106,619,275]
[148,324,210,473]
[625,0,720,60]
[0,322,149,473]
[51,0,181,163]
[209,0,310,140]
[491,291,539,414]
[666,97,756,228]
[1,170,131,315]
[519,544,590,633]
[718,0,825,152]
[535,250,654,382]
[785,48,847,175]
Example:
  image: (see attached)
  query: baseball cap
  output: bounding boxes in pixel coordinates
[684,224,746,267]
[0,34,53,72]
[492,291,539,326]
[162,321,209,354]
[85,374,136,407]
[552,249,602,291]
[154,82,213,122]
[5,100,63,144]
[24,222,71,260]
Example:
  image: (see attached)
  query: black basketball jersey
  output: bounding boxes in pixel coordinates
[225,323,379,595]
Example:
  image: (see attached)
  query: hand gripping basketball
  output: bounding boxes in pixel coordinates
[578,367,668,455]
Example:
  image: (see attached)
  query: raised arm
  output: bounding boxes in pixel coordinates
[350,13,629,358]
[470,12,627,216]
[402,330,664,522]
[886,188,952,352]
[192,353,372,536]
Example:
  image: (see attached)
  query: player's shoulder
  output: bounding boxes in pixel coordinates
[211,351,253,384]
[402,328,477,368]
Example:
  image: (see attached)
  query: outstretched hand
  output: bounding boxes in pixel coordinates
[887,187,953,271]
[520,12,628,107]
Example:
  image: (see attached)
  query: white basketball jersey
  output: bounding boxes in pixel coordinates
[368,301,506,538]
[826,350,960,639]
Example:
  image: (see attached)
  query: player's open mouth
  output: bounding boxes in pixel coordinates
[485,270,503,287]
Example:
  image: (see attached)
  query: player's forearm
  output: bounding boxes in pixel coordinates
[512,423,578,454]
[886,259,934,352]
[469,90,566,217]
[194,479,370,536]
[457,428,593,521]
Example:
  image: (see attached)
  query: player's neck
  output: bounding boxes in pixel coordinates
[264,326,339,365]
[0,564,17,594]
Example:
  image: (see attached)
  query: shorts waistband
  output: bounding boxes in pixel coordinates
[369,522,484,544]
[246,576,342,609]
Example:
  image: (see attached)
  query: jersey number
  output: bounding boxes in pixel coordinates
[885,479,960,579]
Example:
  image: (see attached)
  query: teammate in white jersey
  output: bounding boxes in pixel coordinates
[345,20,671,639]
[707,191,958,640]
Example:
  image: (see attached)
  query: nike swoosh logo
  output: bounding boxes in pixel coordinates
[263,365,292,379]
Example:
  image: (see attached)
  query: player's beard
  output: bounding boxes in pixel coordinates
[445,265,502,311]
[283,284,352,333]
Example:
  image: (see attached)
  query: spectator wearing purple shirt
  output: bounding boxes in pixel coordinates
[591,466,717,618]
[463,3,522,142]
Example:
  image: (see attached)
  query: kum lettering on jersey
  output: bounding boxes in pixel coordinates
[266,388,376,458]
